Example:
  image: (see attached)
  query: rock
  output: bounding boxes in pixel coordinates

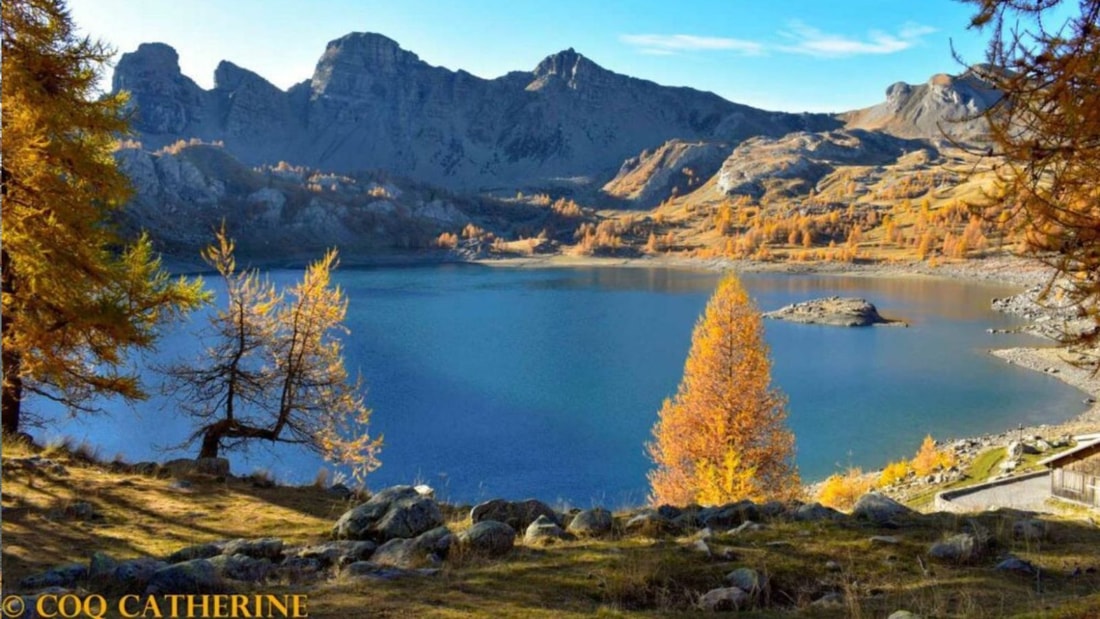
[758,501,788,520]
[107,558,169,594]
[524,515,570,545]
[928,533,980,564]
[725,567,767,594]
[698,586,748,612]
[566,508,613,538]
[372,526,453,568]
[209,554,272,582]
[457,521,516,558]
[729,521,765,535]
[763,297,898,327]
[222,538,284,561]
[327,483,353,500]
[623,511,676,537]
[145,559,223,594]
[167,542,223,564]
[870,535,901,545]
[89,552,120,581]
[1013,519,1048,541]
[825,560,843,572]
[688,539,713,557]
[470,498,559,531]
[19,564,88,590]
[887,612,923,619]
[65,501,101,521]
[274,557,323,579]
[813,592,844,606]
[333,485,444,542]
[852,492,914,525]
[699,500,759,529]
[343,561,440,580]
[995,556,1037,575]
[296,540,377,567]
[160,457,229,478]
[793,502,843,522]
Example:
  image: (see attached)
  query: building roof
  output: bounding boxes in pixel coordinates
[1039,435,1100,468]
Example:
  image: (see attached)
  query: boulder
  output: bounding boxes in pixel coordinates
[108,558,169,594]
[470,498,559,530]
[145,559,224,594]
[566,508,613,538]
[698,586,748,612]
[160,457,230,478]
[623,510,677,537]
[343,561,440,580]
[725,567,767,595]
[457,521,516,558]
[793,502,842,522]
[1012,519,1047,541]
[996,556,1037,575]
[295,540,377,567]
[887,612,923,619]
[928,533,980,564]
[332,485,443,542]
[19,564,87,590]
[852,492,914,525]
[222,538,284,561]
[699,500,759,529]
[524,515,570,545]
[372,526,453,568]
[167,542,223,564]
[209,554,272,582]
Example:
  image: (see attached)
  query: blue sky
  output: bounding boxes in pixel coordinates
[68,0,996,113]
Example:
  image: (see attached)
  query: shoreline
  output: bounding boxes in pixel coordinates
[162,248,1097,483]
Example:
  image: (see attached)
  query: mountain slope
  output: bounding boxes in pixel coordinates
[113,33,839,191]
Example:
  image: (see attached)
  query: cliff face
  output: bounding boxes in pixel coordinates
[112,33,838,191]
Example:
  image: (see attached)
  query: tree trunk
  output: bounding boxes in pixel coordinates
[199,427,222,459]
[1,247,21,435]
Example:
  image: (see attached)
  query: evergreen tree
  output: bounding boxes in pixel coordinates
[1,0,205,433]
[647,275,799,506]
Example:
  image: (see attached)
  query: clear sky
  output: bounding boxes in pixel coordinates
[68,0,998,113]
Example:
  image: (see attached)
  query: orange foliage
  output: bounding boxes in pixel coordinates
[647,275,800,506]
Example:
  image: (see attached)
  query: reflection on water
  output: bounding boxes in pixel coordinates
[35,266,1086,506]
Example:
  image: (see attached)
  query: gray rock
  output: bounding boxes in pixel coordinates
[65,501,100,521]
[296,540,377,567]
[729,520,765,535]
[725,567,767,594]
[327,483,353,500]
[699,500,759,529]
[19,564,88,590]
[623,510,677,537]
[371,526,453,568]
[698,586,748,612]
[813,592,844,606]
[332,485,443,542]
[89,552,120,580]
[995,556,1037,575]
[793,502,843,522]
[145,559,223,594]
[160,457,229,478]
[928,533,980,564]
[457,521,516,558]
[870,535,901,545]
[567,508,613,538]
[887,612,923,619]
[222,538,284,561]
[167,542,223,563]
[852,492,914,524]
[470,498,559,531]
[524,514,570,545]
[209,554,272,582]
[109,558,169,594]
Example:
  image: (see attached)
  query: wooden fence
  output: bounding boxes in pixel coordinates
[1051,468,1100,507]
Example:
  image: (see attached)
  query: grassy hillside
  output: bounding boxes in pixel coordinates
[3,435,1099,618]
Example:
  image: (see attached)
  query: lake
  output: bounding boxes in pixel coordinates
[35,265,1087,507]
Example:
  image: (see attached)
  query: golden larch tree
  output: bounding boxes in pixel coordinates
[647,274,799,506]
[1,0,205,434]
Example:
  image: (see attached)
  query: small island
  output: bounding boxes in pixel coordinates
[763,296,904,327]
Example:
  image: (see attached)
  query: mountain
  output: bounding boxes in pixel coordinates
[113,33,839,192]
[842,67,1000,141]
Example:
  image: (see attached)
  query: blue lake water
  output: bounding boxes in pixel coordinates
[35,265,1087,507]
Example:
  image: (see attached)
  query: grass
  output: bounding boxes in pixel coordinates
[4,436,1100,618]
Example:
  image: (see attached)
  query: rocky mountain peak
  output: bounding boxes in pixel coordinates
[531,48,605,90]
[214,60,275,92]
[112,42,183,90]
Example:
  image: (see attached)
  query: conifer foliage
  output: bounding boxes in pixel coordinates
[1,0,205,434]
[165,228,381,483]
[647,275,799,506]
